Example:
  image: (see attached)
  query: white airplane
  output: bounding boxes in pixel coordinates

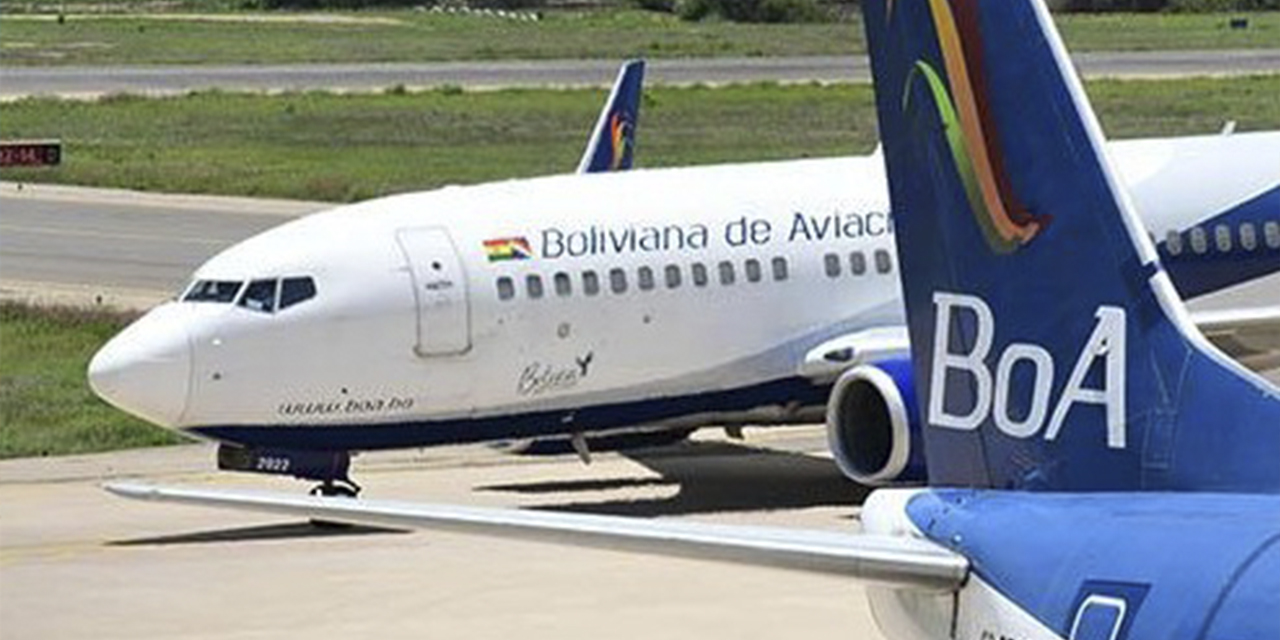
[88,63,1280,497]
[107,2,1280,638]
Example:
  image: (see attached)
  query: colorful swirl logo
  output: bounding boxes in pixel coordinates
[608,111,633,171]
[902,0,1049,253]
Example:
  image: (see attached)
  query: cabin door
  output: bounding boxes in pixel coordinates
[395,227,471,356]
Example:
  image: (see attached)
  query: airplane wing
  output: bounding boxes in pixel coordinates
[1191,305,1280,370]
[577,60,645,174]
[104,481,966,591]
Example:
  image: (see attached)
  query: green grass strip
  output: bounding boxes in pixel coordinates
[3,77,1278,202]
[0,303,189,459]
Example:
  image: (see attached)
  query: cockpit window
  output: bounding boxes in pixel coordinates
[238,279,278,313]
[183,280,243,303]
[279,277,317,310]
[185,276,314,311]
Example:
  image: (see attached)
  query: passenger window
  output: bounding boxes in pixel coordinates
[824,253,841,278]
[1215,224,1232,252]
[771,257,788,282]
[664,264,682,289]
[1165,230,1183,256]
[691,263,709,287]
[744,259,762,283]
[496,277,515,301]
[875,249,893,273]
[183,280,243,303]
[1190,227,1208,254]
[1241,223,1258,251]
[526,274,544,299]
[850,251,867,275]
[1266,222,1280,249]
[238,279,278,313]
[554,272,572,297]
[718,261,736,286]
[582,271,600,296]
[637,266,655,291]
[609,268,628,294]
[279,277,316,310]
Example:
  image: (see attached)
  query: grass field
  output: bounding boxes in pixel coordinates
[2,75,1278,201]
[1,10,1277,66]
[0,82,881,200]
[0,303,188,459]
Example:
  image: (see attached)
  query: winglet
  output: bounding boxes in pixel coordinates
[863,0,1280,492]
[577,60,645,174]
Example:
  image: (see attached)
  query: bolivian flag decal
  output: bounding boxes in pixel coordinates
[483,236,534,262]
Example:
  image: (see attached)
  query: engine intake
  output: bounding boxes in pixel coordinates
[825,358,925,485]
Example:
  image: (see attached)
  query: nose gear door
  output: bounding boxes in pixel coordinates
[395,227,471,356]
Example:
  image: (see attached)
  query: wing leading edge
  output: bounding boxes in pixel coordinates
[105,481,966,591]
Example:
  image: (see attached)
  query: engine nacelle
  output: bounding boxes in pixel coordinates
[825,358,926,485]
[217,444,351,483]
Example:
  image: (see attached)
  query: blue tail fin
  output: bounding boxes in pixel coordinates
[863,0,1280,492]
[577,60,645,174]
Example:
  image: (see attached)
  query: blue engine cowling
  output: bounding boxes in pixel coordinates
[824,357,927,485]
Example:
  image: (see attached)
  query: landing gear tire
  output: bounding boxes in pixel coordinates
[309,479,361,528]
[310,481,360,498]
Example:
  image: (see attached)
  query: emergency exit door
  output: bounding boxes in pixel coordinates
[395,227,471,356]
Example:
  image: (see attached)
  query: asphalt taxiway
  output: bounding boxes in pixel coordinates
[0,182,325,307]
[3,50,1279,99]
[0,427,889,639]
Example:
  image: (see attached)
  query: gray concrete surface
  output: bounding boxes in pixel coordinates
[3,50,1278,100]
[0,182,324,306]
[0,426,889,640]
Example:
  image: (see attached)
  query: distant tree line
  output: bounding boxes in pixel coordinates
[632,0,838,22]
[254,0,1277,19]
[252,0,548,9]
[652,0,1280,19]
[1049,0,1278,10]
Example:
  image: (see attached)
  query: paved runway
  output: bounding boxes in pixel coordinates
[3,50,1279,99]
[0,182,324,307]
[0,426,890,639]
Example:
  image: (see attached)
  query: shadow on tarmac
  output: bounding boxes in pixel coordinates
[109,522,408,546]
[479,440,870,517]
[108,436,866,546]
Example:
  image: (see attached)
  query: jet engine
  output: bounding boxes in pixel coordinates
[825,358,926,485]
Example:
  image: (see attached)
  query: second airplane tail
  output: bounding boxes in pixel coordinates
[577,59,645,173]
[864,0,1280,492]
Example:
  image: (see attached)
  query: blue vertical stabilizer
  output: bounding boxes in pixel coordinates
[577,60,645,173]
[863,0,1280,492]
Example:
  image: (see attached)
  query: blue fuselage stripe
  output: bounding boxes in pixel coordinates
[1160,186,1280,298]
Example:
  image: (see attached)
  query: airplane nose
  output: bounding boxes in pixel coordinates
[88,304,192,427]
